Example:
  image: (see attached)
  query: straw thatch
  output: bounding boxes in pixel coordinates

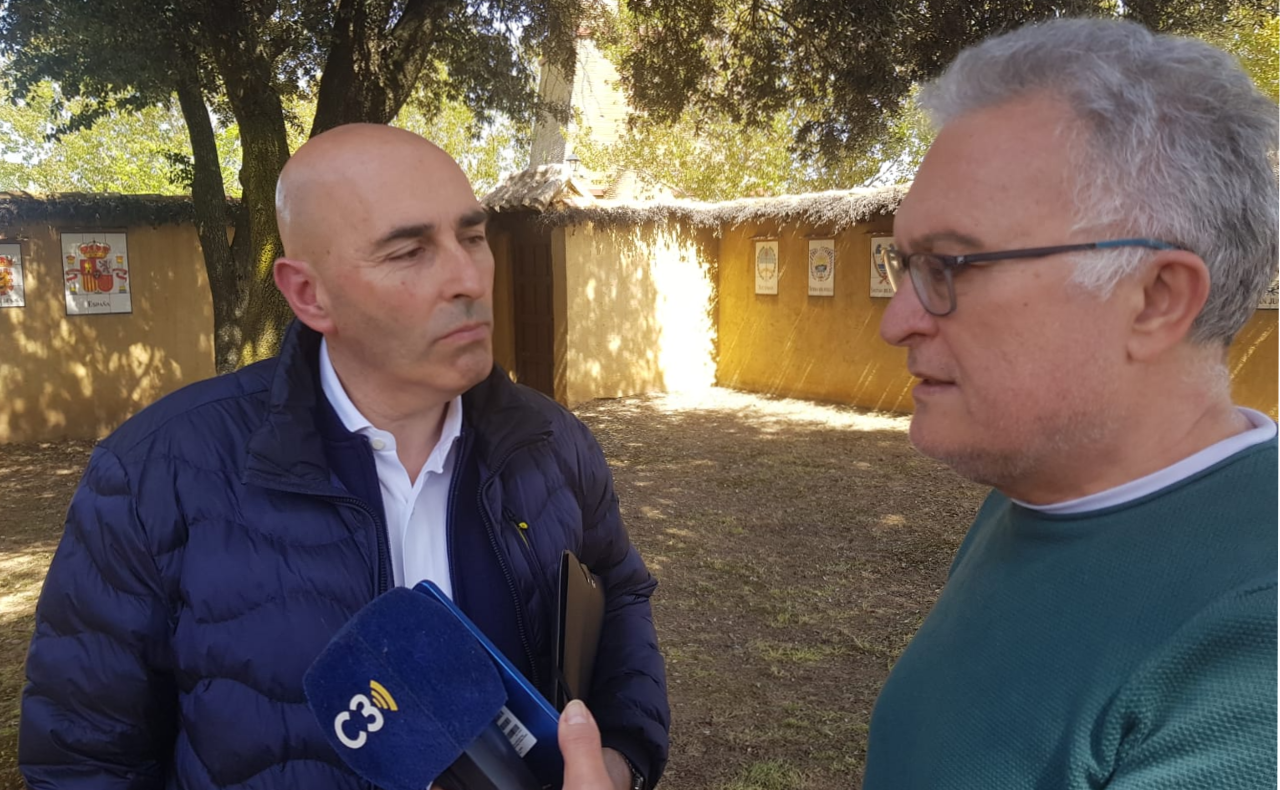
[543,186,907,232]
[0,192,238,228]
[484,163,906,232]
[484,164,598,212]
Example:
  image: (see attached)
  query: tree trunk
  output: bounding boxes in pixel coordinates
[198,0,458,368]
[204,0,296,366]
[228,104,294,366]
[310,0,447,135]
[174,64,242,374]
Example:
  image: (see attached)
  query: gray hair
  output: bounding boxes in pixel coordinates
[918,17,1279,344]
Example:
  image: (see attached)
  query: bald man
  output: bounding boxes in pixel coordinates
[20,124,669,790]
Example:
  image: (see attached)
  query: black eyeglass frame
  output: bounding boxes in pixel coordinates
[880,238,1186,317]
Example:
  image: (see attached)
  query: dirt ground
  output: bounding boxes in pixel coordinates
[0,438,97,789]
[0,389,986,790]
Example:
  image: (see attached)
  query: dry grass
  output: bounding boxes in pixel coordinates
[577,390,986,789]
[0,389,987,790]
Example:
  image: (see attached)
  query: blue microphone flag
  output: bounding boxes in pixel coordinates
[303,587,507,790]
[413,580,565,784]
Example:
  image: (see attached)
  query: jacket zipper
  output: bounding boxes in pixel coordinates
[476,436,551,690]
[503,506,560,615]
[336,496,391,595]
[332,494,391,790]
[477,498,537,687]
[445,433,467,593]
[253,476,392,597]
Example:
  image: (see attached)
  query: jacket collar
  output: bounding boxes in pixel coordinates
[244,320,554,491]
[461,364,555,468]
[243,321,336,492]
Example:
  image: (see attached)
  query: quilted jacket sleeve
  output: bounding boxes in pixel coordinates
[570,421,671,787]
[19,446,177,790]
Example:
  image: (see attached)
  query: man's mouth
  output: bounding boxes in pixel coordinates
[910,369,955,386]
[439,322,490,342]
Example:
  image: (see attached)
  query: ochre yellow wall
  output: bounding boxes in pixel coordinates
[717,217,1278,417]
[558,221,718,406]
[1229,310,1278,419]
[716,217,916,412]
[5,212,1268,444]
[0,222,216,442]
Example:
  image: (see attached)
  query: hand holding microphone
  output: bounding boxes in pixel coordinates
[305,585,632,790]
[304,587,553,790]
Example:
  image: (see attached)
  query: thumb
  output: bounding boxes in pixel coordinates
[558,700,613,790]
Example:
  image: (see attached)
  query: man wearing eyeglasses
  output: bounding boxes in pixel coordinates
[554,15,1277,790]
[866,16,1278,790]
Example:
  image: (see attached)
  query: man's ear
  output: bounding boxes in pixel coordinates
[273,257,334,334]
[1127,251,1211,362]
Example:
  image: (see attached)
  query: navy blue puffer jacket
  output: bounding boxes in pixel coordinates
[19,322,669,789]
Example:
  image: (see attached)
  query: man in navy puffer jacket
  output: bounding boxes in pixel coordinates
[19,124,669,790]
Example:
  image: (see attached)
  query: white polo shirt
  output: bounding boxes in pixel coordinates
[320,339,462,596]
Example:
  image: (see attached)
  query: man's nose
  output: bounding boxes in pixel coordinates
[879,279,938,348]
[443,241,491,301]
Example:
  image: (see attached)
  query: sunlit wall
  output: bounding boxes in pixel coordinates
[557,221,719,406]
[0,222,216,442]
[715,216,921,413]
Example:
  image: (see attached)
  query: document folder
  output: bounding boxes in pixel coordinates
[553,550,606,710]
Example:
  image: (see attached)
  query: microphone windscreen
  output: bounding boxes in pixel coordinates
[304,587,508,790]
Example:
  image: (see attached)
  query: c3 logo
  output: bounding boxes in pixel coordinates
[333,693,384,749]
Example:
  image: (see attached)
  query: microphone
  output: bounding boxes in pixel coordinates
[304,587,551,790]
[412,580,563,784]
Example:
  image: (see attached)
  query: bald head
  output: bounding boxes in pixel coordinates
[275,124,477,264]
[270,122,495,408]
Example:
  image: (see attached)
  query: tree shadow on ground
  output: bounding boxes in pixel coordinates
[577,390,986,790]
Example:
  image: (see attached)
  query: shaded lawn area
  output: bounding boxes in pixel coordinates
[0,389,986,790]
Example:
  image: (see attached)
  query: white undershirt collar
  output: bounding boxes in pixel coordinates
[1015,408,1276,515]
[319,338,463,478]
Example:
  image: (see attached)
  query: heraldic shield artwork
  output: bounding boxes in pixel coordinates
[808,239,834,297]
[62,232,132,316]
[869,236,896,299]
[0,243,24,308]
[754,239,779,295]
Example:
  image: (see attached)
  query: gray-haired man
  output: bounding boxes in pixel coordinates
[556,16,1278,789]
[869,17,1276,788]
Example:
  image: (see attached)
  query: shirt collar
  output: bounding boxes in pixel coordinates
[320,337,375,435]
[425,391,465,475]
[320,337,465,471]
[1015,407,1277,515]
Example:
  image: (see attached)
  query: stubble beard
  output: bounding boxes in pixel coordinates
[911,395,1118,495]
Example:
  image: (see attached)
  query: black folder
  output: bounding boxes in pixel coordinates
[553,550,605,709]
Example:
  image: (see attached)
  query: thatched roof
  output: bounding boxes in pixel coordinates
[541,186,907,232]
[483,164,596,212]
[484,163,906,231]
[0,192,237,227]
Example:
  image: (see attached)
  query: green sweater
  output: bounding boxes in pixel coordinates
[863,440,1278,789]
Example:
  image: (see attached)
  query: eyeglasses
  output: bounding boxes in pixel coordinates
[879,238,1184,317]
